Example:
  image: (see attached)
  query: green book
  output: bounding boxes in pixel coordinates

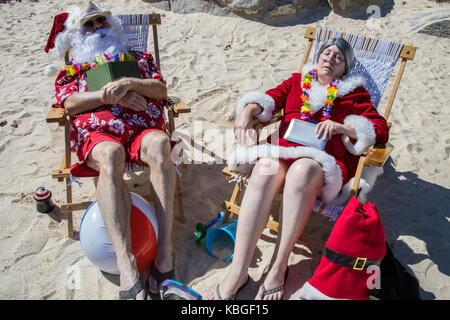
[85,61,141,92]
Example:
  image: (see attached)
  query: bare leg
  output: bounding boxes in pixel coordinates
[211,158,289,299]
[139,131,176,294]
[255,158,324,300]
[87,141,146,300]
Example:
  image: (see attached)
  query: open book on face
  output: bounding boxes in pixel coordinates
[283,118,328,150]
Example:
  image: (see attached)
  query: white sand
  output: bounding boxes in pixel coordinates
[0,0,449,300]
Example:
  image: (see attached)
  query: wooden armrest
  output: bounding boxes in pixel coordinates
[165,96,191,115]
[222,167,240,179]
[365,146,393,167]
[46,107,66,124]
[252,111,284,128]
[173,100,191,114]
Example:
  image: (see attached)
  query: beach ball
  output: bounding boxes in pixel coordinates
[80,192,158,275]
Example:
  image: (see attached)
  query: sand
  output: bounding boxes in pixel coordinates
[0,0,449,300]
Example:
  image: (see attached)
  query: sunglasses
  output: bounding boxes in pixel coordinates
[83,16,107,29]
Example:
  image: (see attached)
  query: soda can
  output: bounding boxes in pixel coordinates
[34,187,55,213]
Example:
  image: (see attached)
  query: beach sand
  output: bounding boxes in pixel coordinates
[0,0,449,300]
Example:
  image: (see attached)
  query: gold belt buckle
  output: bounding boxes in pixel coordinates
[353,257,367,270]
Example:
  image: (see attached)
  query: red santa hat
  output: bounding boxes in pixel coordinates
[299,196,386,300]
[44,1,111,77]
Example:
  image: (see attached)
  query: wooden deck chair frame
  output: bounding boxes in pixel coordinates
[46,13,191,239]
[222,26,416,250]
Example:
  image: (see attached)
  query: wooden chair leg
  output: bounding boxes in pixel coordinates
[351,155,368,197]
[223,183,242,223]
[65,177,74,239]
[176,174,185,224]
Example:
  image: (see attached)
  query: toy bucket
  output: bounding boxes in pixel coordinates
[204,220,237,262]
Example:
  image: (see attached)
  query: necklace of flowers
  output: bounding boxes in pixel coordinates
[300,69,339,123]
[64,52,136,76]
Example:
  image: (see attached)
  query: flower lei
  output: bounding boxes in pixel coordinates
[300,69,339,123]
[64,52,136,76]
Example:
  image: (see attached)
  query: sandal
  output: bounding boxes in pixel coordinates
[147,261,175,300]
[260,267,289,300]
[119,281,145,300]
[216,275,250,300]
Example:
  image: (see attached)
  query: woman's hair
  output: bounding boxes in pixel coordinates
[317,37,354,75]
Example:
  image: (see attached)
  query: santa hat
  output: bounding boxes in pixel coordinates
[44,1,111,77]
[298,196,386,300]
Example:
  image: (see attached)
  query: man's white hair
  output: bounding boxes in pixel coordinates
[70,15,129,64]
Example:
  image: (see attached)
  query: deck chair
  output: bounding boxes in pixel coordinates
[222,26,416,250]
[46,13,191,239]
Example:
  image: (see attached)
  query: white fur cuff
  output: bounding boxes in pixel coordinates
[236,91,275,122]
[298,282,343,300]
[341,115,376,155]
[227,144,343,203]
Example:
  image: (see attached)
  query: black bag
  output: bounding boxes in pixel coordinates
[370,241,421,300]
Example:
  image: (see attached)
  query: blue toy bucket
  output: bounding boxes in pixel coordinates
[204,220,237,262]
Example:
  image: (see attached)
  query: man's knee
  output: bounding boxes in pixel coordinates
[93,142,126,175]
[141,131,172,166]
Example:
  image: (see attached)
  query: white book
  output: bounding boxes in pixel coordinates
[283,118,328,150]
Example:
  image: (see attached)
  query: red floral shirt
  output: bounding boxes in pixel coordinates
[53,51,167,175]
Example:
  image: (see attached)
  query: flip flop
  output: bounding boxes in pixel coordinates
[260,267,289,300]
[119,281,145,300]
[215,275,250,300]
[147,261,175,300]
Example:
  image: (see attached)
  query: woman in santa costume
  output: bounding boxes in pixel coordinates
[212,38,389,300]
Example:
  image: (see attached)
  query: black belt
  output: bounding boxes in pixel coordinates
[323,246,383,271]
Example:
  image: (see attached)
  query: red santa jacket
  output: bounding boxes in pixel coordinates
[228,64,389,204]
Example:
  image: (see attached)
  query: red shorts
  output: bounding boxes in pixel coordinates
[70,128,165,177]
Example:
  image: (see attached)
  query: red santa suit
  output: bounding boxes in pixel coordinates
[53,51,166,178]
[228,64,389,204]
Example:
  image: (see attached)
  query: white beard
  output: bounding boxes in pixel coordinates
[71,20,129,64]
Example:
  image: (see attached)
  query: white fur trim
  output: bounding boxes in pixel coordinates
[227,144,343,203]
[301,63,365,114]
[341,115,376,155]
[298,282,345,300]
[50,6,81,60]
[236,91,275,122]
[44,64,59,77]
[330,165,383,206]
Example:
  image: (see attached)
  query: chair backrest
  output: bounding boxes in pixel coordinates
[115,13,162,70]
[300,27,416,120]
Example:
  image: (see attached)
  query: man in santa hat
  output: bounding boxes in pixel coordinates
[48,1,175,299]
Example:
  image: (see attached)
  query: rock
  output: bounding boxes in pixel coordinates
[217,0,329,19]
[145,0,330,21]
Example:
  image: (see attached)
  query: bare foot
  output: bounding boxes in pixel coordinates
[255,268,288,300]
[148,249,174,295]
[118,254,146,300]
[209,273,249,300]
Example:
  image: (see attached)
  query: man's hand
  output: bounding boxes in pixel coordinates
[118,91,148,112]
[101,78,131,105]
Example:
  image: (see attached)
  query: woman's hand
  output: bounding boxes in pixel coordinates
[315,120,356,141]
[234,103,262,145]
[118,91,148,112]
[101,78,131,105]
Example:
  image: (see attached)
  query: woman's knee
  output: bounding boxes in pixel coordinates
[285,158,324,190]
[250,158,286,187]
